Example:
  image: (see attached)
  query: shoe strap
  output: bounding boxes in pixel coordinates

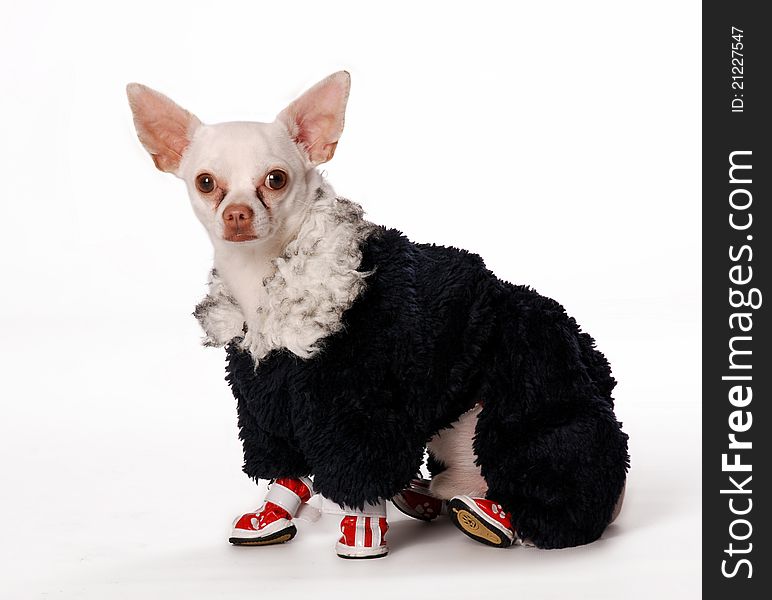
[297,476,314,496]
[264,482,304,516]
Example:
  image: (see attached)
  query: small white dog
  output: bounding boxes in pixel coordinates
[127,72,628,558]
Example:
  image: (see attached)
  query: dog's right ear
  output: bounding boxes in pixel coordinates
[126,83,201,174]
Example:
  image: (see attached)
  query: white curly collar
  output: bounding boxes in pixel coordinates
[194,183,374,364]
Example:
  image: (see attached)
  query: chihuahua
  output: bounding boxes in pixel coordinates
[128,72,628,559]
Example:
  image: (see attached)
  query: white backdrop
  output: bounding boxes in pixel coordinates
[0,1,701,598]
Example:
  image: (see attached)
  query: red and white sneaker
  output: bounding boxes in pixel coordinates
[448,495,515,548]
[335,506,389,559]
[229,477,313,546]
[391,478,444,521]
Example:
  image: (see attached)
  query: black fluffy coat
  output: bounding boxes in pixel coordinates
[225,227,629,549]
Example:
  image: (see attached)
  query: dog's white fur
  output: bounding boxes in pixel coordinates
[128,71,487,504]
[427,405,489,499]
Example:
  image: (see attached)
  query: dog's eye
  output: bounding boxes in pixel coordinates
[265,170,288,190]
[196,173,216,194]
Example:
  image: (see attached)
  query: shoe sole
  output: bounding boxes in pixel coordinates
[391,496,438,522]
[229,524,297,546]
[335,547,389,559]
[336,551,389,560]
[448,498,512,548]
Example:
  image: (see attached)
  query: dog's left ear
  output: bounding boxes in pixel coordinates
[277,71,350,165]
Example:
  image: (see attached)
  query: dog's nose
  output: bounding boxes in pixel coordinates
[223,204,254,224]
[222,203,257,241]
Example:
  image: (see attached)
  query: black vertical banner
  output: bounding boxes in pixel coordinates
[703,3,770,598]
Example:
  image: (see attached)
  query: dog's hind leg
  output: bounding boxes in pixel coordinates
[475,400,629,549]
[427,404,488,500]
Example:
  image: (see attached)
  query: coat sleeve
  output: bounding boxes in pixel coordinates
[225,347,312,481]
[294,384,426,510]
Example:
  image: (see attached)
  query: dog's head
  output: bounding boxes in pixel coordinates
[127,72,350,246]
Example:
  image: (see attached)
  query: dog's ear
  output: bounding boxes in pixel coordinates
[277,71,350,165]
[126,83,201,174]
